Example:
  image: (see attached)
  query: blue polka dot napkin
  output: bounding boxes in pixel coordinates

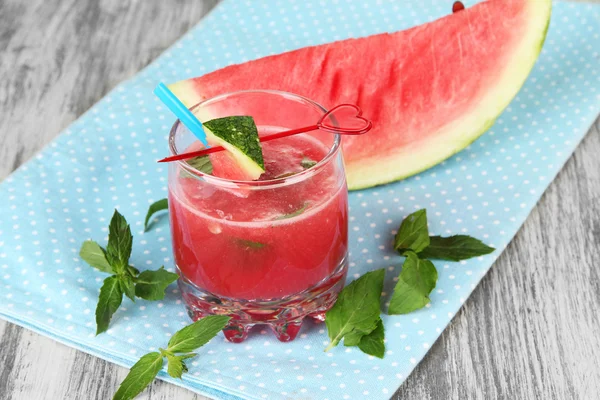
[1,1,599,399]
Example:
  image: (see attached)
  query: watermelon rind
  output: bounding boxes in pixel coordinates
[346,0,552,189]
[203,116,265,180]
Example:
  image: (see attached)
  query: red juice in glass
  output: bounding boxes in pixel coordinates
[168,91,348,342]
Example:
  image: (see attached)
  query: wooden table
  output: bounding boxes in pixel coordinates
[1,1,599,399]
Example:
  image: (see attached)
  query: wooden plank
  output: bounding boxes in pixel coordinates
[1,0,599,399]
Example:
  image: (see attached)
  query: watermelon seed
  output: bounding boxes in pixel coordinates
[452,1,465,13]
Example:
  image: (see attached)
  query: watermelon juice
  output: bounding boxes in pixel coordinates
[167,91,348,342]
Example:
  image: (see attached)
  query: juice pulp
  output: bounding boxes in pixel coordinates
[169,131,348,300]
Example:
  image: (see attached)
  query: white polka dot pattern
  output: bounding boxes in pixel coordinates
[0,1,599,399]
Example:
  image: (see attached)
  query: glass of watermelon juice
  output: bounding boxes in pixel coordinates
[168,90,348,342]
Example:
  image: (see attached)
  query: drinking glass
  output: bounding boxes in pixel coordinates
[168,90,348,342]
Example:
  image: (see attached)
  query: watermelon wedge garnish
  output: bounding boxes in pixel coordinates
[170,0,552,190]
[202,116,265,181]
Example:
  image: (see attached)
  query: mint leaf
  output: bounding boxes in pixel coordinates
[144,199,168,232]
[106,210,133,274]
[119,274,136,302]
[233,238,266,250]
[389,252,438,315]
[342,318,385,358]
[342,329,366,347]
[358,318,385,358]
[167,315,231,353]
[276,202,308,220]
[418,235,495,261]
[394,209,430,254]
[325,269,385,352]
[96,276,124,335]
[134,267,178,301]
[113,316,230,399]
[186,155,213,174]
[273,171,298,179]
[165,353,196,379]
[301,157,317,169]
[112,352,163,400]
[127,265,140,276]
[79,240,113,274]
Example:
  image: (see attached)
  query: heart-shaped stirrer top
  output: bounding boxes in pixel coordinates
[158,103,372,163]
[317,104,373,135]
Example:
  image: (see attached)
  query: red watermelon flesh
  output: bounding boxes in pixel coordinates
[170,0,551,190]
[186,141,254,181]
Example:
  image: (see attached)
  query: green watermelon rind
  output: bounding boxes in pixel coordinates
[203,116,265,180]
[346,0,552,190]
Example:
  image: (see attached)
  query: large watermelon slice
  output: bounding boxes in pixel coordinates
[170,0,551,190]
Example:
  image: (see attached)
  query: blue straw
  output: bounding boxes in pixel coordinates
[153,82,209,146]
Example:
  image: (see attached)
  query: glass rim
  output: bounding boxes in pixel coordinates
[168,89,342,189]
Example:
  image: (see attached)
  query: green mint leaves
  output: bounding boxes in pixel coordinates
[324,269,385,356]
[180,155,213,180]
[186,155,213,174]
[393,209,430,254]
[135,267,179,301]
[388,252,437,314]
[144,198,168,232]
[388,208,495,315]
[233,238,267,250]
[106,210,133,273]
[393,209,495,261]
[112,315,230,400]
[96,276,124,334]
[113,352,164,400]
[301,157,317,169]
[79,240,113,273]
[272,156,316,179]
[79,209,178,334]
[165,353,196,379]
[325,208,495,357]
[167,315,231,353]
[276,202,308,220]
[418,235,495,261]
[357,318,385,358]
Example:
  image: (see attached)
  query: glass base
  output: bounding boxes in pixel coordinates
[177,254,348,343]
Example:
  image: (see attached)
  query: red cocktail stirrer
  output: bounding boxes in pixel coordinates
[158,103,372,163]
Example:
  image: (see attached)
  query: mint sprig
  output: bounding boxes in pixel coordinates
[389,208,495,315]
[79,209,178,334]
[324,208,495,355]
[113,316,230,400]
